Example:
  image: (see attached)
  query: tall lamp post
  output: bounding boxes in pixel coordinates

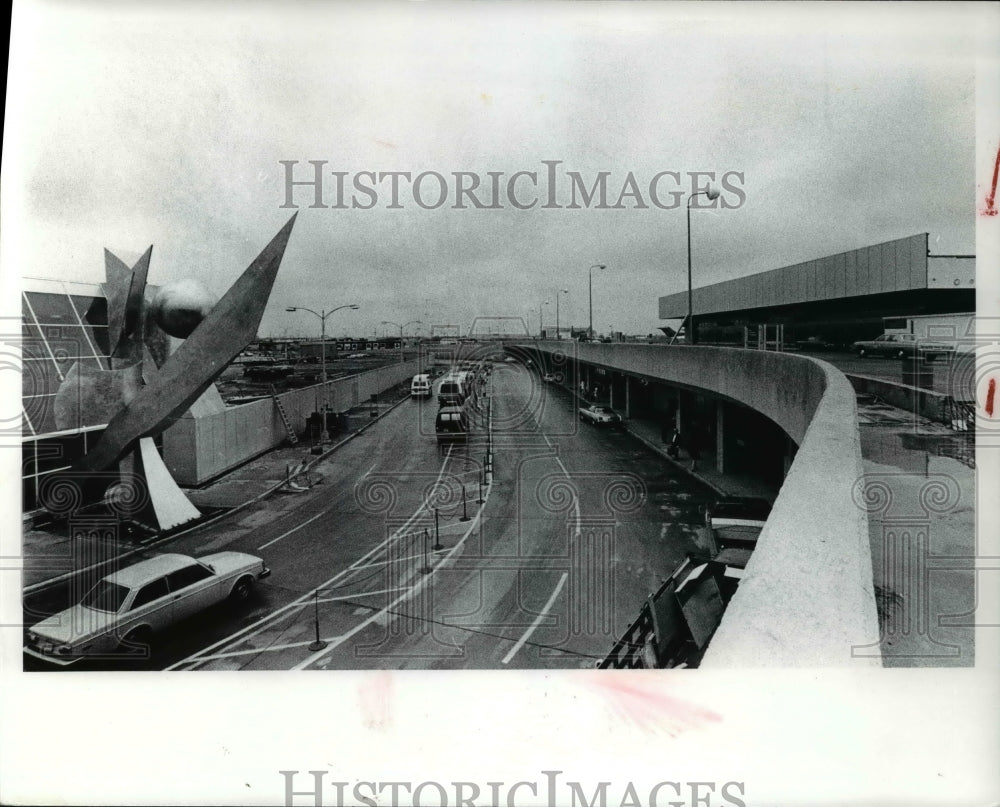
[286,303,359,441]
[685,184,721,345]
[402,320,423,364]
[555,288,568,340]
[587,264,606,340]
[539,300,549,338]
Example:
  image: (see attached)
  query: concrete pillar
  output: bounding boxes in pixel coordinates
[716,400,726,474]
[783,432,796,479]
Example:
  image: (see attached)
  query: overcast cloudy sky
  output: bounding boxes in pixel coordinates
[5,2,987,339]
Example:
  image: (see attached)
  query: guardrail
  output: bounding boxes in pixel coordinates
[520,341,881,667]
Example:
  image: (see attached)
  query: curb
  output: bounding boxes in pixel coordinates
[622,423,728,498]
[23,390,413,596]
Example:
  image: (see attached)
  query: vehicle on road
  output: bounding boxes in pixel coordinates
[542,372,563,383]
[435,405,469,443]
[578,404,622,427]
[437,375,467,406]
[410,374,432,397]
[704,496,772,552]
[24,552,270,666]
[852,333,954,361]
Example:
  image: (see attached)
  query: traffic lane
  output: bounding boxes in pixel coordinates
[167,397,486,669]
[301,363,713,668]
[541,382,714,612]
[23,390,453,671]
[484,374,713,665]
[300,372,578,668]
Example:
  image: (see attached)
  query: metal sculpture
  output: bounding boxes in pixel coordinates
[47,214,297,532]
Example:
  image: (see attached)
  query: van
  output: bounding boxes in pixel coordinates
[437,376,466,406]
[435,406,469,443]
[410,374,431,397]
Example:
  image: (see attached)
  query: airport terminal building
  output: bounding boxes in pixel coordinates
[658,233,975,347]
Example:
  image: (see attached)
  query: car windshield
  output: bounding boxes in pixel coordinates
[81,580,131,612]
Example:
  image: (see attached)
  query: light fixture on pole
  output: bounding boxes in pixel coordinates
[402,320,423,364]
[555,289,568,340]
[588,264,606,340]
[685,184,721,345]
[381,320,407,364]
[286,303,359,441]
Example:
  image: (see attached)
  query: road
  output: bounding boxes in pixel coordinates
[25,361,717,671]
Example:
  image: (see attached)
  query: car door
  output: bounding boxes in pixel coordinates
[126,576,173,632]
[166,562,221,621]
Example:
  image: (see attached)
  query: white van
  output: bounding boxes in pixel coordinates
[410,374,432,397]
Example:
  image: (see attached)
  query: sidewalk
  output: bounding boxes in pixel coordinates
[622,415,779,502]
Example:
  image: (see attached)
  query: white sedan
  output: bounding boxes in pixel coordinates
[24,552,270,666]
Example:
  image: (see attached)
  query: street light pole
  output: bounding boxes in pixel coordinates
[555,288,568,340]
[287,303,359,441]
[588,264,605,340]
[685,185,720,346]
[539,300,549,338]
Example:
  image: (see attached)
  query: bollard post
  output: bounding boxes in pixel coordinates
[421,528,432,573]
[477,472,485,504]
[434,508,442,550]
[460,484,470,522]
[307,589,327,651]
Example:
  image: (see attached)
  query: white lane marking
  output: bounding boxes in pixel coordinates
[543,433,582,540]
[169,443,456,670]
[315,586,406,605]
[257,511,325,550]
[501,572,569,665]
[292,477,492,670]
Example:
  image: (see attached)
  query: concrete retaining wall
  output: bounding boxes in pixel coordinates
[845,373,950,422]
[521,341,881,667]
[163,360,419,485]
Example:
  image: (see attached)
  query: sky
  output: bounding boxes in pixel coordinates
[3,2,987,339]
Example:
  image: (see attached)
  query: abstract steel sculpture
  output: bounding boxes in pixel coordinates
[47,214,297,532]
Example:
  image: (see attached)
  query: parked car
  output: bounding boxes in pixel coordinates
[24,552,270,666]
[578,404,623,427]
[851,333,954,361]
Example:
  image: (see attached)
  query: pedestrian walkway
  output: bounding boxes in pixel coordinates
[622,416,779,502]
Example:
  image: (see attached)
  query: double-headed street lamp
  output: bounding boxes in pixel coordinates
[587,264,606,340]
[555,288,569,340]
[685,185,721,345]
[286,303,359,441]
[382,320,423,363]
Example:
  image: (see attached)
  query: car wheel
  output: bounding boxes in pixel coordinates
[230,576,254,603]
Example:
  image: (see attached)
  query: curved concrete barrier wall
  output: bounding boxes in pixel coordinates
[522,342,881,667]
[164,360,420,485]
